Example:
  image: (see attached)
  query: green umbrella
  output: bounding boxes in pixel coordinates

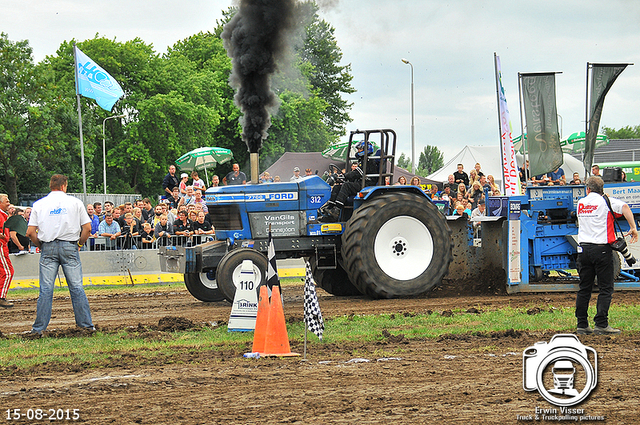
[560,132,609,154]
[513,132,609,154]
[175,147,234,183]
[322,140,380,161]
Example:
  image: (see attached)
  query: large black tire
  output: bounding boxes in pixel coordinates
[341,192,453,298]
[308,256,362,296]
[216,248,268,303]
[184,270,226,302]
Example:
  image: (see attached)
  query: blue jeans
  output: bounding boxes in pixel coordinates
[33,240,93,332]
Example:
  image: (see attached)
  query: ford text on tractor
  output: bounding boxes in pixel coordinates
[159,129,454,302]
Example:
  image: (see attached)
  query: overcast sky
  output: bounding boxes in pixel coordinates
[2,0,639,165]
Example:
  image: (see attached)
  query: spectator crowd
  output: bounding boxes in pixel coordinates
[418,162,496,218]
[83,193,215,251]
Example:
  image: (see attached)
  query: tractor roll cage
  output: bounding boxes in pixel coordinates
[347,129,397,189]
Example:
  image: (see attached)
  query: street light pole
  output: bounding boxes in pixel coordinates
[102,114,125,195]
[402,58,416,174]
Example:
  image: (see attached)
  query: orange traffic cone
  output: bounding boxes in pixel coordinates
[262,285,299,357]
[251,285,270,354]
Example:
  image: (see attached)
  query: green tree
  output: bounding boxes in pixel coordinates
[5,4,356,197]
[0,33,67,201]
[262,89,331,169]
[397,153,411,170]
[298,3,355,138]
[602,125,640,139]
[164,31,242,179]
[417,145,444,176]
[40,35,229,195]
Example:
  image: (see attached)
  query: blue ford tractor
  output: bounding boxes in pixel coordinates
[159,129,454,302]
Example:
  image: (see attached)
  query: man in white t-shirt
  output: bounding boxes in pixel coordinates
[191,171,206,192]
[26,174,94,337]
[575,176,637,335]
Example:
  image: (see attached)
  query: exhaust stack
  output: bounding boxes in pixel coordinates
[250,153,259,184]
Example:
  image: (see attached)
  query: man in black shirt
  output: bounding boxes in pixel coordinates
[192,211,214,245]
[162,165,179,199]
[173,210,193,246]
[444,174,458,194]
[453,164,469,187]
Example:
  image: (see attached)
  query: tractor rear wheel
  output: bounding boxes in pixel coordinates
[309,256,362,296]
[342,192,453,298]
[184,269,226,302]
[216,248,268,303]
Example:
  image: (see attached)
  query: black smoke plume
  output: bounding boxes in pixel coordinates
[222,0,299,154]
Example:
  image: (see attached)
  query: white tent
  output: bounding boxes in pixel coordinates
[428,145,586,190]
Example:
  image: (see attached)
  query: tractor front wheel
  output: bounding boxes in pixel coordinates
[216,248,269,303]
[184,270,226,302]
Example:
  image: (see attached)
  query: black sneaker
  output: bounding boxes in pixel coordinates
[319,206,341,223]
[576,327,593,335]
[0,298,13,308]
[23,330,43,340]
[594,325,621,335]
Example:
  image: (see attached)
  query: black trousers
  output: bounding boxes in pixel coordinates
[336,181,361,205]
[576,243,614,328]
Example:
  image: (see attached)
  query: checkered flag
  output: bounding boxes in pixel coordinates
[266,227,280,290]
[304,260,324,340]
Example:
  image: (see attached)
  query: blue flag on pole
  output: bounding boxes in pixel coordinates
[74,47,124,111]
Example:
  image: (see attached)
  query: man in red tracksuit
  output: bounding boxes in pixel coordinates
[0,194,14,308]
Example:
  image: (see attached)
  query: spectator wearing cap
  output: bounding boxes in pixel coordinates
[290,167,302,181]
[305,168,313,176]
[179,173,189,196]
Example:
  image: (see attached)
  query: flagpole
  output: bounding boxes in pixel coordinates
[73,44,88,201]
[493,53,506,192]
[303,325,308,360]
[517,73,529,185]
[584,63,590,178]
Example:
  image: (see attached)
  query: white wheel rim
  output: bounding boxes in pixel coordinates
[199,271,218,289]
[374,216,433,280]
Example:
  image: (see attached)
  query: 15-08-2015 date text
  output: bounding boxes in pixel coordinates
[5,409,80,421]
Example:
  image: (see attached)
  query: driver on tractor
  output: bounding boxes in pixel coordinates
[320,141,380,222]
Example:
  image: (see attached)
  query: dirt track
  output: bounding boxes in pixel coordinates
[1,281,639,424]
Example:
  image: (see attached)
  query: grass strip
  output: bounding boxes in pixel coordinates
[2,304,639,371]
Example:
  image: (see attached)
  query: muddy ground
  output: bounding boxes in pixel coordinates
[1,280,639,424]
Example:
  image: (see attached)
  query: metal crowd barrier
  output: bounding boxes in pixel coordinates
[12,235,213,290]
[83,234,215,251]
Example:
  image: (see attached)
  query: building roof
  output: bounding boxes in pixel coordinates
[570,139,640,163]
